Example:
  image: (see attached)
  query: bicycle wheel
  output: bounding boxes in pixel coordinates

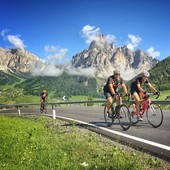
[104,105,114,126]
[146,102,163,128]
[128,102,138,124]
[118,104,131,130]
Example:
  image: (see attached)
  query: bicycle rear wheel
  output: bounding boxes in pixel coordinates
[146,102,163,128]
[104,105,114,126]
[128,102,139,124]
[118,104,131,130]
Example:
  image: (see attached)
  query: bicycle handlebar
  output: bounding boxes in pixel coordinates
[118,93,131,101]
[155,93,160,99]
[143,92,160,100]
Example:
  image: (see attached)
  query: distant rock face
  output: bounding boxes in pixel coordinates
[0,47,45,74]
[0,36,159,80]
[72,38,158,80]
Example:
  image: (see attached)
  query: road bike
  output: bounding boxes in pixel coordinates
[128,93,163,128]
[40,102,47,114]
[104,95,131,131]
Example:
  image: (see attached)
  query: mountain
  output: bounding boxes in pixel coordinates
[72,34,158,80]
[0,42,169,103]
[0,47,45,76]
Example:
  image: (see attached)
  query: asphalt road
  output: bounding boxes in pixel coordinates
[1,105,170,160]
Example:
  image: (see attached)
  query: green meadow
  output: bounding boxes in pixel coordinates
[0,115,170,170]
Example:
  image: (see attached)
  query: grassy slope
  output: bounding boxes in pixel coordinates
[0,115,169,170]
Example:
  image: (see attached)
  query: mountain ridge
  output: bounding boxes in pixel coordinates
[72,41,158,79]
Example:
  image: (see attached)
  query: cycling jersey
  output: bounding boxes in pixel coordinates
[41,93,48,103]
[130,77,149,94]
[103,75,124,93]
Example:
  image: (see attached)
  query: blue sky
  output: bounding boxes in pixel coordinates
[0,0,170,64]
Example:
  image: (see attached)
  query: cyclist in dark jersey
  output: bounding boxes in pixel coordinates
[130,70,159,121]
[103,70,129,116]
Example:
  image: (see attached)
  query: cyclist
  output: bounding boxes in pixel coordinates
[40,90,48,112]
[103,70,129,117]
[130,70,160,121]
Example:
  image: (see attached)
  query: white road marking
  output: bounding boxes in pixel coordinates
[56,115,170,151]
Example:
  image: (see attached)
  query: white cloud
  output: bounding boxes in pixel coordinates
[106,34,115,44]
[66,64,97,77]
[44,45,58,53]
[1,30,26,49]
[146,47,160,58]
[81,25,101,44]
[30,61,64,77]
[80,25,116,48]
[44,45,68,63]
[7,34,26,49]
[127,34,142,51]
[1,29,9,39]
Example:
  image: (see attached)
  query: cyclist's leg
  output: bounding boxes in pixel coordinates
[106,96,113,112]
[133,92,143,120]
[104,91,113,112]
[115,95,121,113]
[40,102,43,109]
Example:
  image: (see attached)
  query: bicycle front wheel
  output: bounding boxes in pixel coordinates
[118,104,131,131]
[146,102,163,128]
[104,105,114,126]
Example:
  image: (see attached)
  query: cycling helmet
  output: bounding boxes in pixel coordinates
[142,70,150,77]
[113,70,120,75]
[42,90,46,93]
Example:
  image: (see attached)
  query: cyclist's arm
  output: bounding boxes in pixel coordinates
[109,83,116,95]
[137,83,146,93]
[121,83,128,94]
[147,82,157,93]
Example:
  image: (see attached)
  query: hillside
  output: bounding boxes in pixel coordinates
[0,71,21,85]
[149,56,170,90]
[15,72,104,99]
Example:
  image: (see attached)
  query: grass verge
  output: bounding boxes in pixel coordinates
[0,115,170,170]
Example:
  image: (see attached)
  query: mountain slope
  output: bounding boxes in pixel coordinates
[15,72,102,98]
[149,56,170,90]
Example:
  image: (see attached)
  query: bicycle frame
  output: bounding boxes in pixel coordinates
[140,96,151,116]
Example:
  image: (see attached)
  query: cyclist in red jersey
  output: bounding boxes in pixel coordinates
[103,70,129,116]
[130,70,160,121]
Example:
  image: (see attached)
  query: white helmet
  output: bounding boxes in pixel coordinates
[142,70,150,77]
[113,70,120,75]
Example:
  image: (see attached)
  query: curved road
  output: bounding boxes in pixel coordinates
[1,105,170,160]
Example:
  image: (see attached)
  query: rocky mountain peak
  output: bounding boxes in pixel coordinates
[72,41,159,80]
[0,47,45,74]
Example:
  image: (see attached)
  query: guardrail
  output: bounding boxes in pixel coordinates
[0,100,170,119]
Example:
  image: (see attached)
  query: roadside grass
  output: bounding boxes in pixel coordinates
[0,115,170,170]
